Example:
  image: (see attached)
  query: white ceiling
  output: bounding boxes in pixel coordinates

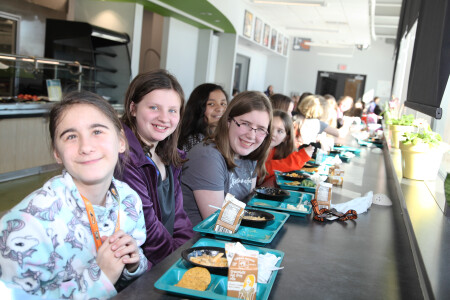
[243,0,402,48]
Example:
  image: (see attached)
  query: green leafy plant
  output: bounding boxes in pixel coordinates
[386,114,415,126]
[402,124,442,147]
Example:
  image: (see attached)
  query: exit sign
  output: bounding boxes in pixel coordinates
[338,64,347,71]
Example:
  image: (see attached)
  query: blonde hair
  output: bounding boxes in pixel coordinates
[298,95,324,119]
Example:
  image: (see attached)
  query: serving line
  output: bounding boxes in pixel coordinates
[113,135,423,299]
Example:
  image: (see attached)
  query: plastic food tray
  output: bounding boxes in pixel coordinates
[275,173,317,193]
[193,209,289,245]
[357,138,383,148]
[154,238,284,300]
[333,145,362,155]
[247,190,313,217]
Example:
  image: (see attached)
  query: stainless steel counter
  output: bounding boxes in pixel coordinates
[0,102,124,117]
[113,137,425,300]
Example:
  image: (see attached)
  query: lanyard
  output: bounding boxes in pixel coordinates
[81,189,120,251]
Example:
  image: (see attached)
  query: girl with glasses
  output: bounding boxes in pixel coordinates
[120,70,194,269]
[182,91,273,225]
[0,91,147,298]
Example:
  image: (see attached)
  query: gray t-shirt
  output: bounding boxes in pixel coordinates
[181,142,257,226]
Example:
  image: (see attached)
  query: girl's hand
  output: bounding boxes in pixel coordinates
[96,236,125,284]
[108,230,140,273]
[305,145,315,157]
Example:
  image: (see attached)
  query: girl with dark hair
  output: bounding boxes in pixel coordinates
[0,91,148,298]
[263,110,313,183]
[182,91,273,225]
[120,69,193,268]
[178,83,228,152]
[269,93,294,114]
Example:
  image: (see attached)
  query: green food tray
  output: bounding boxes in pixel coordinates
[193,209,289,245]
[357,138,383,148]
[247,190,313,217]
[154,238,284,300]
[333,145,362,155]
[275,172,317,193]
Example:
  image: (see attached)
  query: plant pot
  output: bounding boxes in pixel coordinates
[390,125,414,149]
[399,142,444,180]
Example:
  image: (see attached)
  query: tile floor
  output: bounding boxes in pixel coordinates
[0,170,61,213]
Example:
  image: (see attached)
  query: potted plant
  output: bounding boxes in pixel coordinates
[387,114,415,148]
[399,119,446,180]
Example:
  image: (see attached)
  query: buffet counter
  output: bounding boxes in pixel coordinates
[113,136,425,300]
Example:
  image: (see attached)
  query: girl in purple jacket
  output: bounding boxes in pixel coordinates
[120,70,194,268]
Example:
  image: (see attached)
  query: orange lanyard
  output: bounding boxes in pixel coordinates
[81,192,120,251]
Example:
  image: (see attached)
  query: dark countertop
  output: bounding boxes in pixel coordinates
[114,138,424,300]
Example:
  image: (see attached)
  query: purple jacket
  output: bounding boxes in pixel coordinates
[120,124,194,268]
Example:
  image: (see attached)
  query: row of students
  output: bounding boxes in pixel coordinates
[0,69,349,298]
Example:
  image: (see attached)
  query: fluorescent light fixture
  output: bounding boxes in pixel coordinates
[0,55,16,60]
[36,59,61,65]
[91,32,128,43]
[317,52,353,58]
[287,27,339,33]
[253,0,326,7]
[305,41,353,48]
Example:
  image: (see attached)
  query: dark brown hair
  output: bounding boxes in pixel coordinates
[206,91,273,179]
[49,90,128,174]
[272,110,295,160]
[178,83,228,149]
[269,93,293,112]
[121,69,185,167]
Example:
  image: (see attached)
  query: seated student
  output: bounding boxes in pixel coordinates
[336,95,354,128]
[182,91,273,225]
[299,94,349,139]
[178,83,229,152]
[0,91,148,299]
[120,70,194,268]
[263,110,314,183]
[269,93,294,114]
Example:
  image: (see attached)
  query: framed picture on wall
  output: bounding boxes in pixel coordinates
[277,33,283,53]
[263,24,270,47]
[270,28,277,50]
[254,17,262,44]
[293,37,311,51]
[243,10,253,38]
[283,37,289,55]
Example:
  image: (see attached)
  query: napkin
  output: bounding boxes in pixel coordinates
[331,191,373,214]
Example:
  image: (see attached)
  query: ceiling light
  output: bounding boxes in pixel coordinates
[305,41,354,48]
[253,0,326,7]
[286,27,339,33]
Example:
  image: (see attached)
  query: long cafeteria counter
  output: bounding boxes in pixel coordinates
[113,134,437,300]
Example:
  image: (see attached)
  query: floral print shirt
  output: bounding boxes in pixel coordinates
[0,170,148,299]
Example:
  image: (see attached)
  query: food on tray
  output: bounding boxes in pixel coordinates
[286,203,309,212]
[243,215,266,221]
[17,94,40,101]
[285,172,304,178]
[285,179,316,187]
[189,253,228,267]
[285,181,301,186]
[175,267,211,291]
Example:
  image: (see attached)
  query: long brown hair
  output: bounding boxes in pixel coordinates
[49,90,129,175]
[270,93,293,112]
[122,69,185,167]
[272,110,295,160]
[206,91,273,179]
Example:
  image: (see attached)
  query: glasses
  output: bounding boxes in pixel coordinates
[231,118,269,138]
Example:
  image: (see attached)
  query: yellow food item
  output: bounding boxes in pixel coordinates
[285,181,301,186]
[175,267,211,291]
[190,253,228,267]
[286,172,303,178]
[243,215,266,221]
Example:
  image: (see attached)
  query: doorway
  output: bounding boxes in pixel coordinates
[315,71,366,101]
[234,54,250,93]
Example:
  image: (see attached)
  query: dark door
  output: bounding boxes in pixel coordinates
[316,71,366,100]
